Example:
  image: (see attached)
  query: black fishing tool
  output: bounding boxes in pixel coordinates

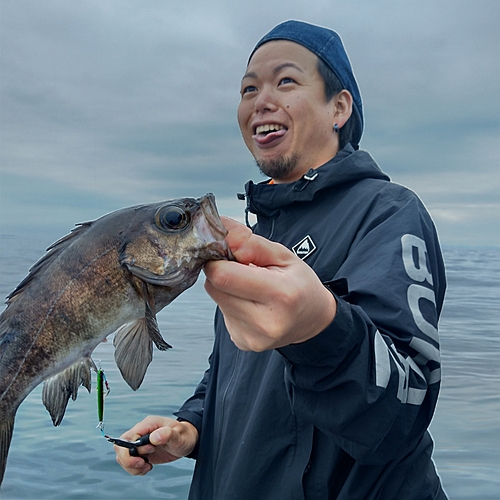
[105,433,152,463]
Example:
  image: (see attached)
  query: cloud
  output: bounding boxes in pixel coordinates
[0,0,499,246]
[390,169,500,246]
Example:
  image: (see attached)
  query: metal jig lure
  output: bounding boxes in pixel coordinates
[94,364,150,462]
[96,366,110,435]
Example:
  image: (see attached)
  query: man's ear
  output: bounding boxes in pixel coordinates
[333,89,353,128]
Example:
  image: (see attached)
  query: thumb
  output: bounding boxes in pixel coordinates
[221,216,296,268]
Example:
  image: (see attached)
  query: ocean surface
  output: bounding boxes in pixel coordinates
[0,232,498,500]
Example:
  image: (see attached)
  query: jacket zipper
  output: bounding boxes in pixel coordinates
[213,348,241,481]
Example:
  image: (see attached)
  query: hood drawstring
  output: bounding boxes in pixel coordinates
[237,169,319,227]
[237,192,253,229]
[294,168,319,192]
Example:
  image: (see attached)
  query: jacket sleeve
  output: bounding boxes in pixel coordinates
[173,361,211,459]
[278,190,446,464]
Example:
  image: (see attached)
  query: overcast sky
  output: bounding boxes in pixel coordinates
[1,0,499,247]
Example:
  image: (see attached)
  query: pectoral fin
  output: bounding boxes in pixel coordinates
[114,319,154,391]
[139,281,171,351]
[42,357,96,426]
[114,283,171,391]
[143,287,172,352]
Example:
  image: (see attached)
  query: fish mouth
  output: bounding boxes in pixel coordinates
[199,194,227,238]
[198,194,233,260]
[123,263,187,286]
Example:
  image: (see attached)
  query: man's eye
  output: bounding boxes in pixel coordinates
[242,85,257,95]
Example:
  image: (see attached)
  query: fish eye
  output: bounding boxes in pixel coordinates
[155,205,190,232]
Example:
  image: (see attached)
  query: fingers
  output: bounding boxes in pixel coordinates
[206,217,299,303]
[205,217,337,351]
[114,444,152,476]
[149,421,198,459]
[114,417,199,476]
[205,259,286,304]
[204,258,336,351]
[221,216,295,267]
[113,416,170,475]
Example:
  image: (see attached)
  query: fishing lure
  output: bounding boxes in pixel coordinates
[94,365,150,461]
[96,366,110,435]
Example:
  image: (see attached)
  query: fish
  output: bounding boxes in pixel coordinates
[0,193,230,486]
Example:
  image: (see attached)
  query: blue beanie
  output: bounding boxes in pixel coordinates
[249,20,364,146]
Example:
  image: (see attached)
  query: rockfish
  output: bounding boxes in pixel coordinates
[0,193,229,485]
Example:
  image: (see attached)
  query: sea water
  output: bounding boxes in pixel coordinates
[0,233,498,500]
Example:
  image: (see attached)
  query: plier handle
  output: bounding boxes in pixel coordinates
[105,433,151,463]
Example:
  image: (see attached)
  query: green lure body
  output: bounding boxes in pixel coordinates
[96,368,109,433]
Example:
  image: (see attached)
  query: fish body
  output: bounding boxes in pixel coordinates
[0,193,229,485]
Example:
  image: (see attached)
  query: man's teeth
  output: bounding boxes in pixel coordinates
[255,124,285,135]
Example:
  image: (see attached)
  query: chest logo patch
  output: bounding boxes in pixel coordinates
[292,235,317,260]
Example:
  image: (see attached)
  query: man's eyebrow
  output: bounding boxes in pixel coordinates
[273,62,304,75]
[241,62,304,82]
[241,71,257,81]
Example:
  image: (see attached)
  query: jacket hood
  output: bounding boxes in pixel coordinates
[243,145,390,218]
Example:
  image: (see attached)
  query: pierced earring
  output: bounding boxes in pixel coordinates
[334,123,339,133]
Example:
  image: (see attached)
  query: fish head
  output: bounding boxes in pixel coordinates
[119,193,230,289]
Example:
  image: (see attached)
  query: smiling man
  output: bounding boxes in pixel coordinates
[115,21,448,500]
[238,40,351,182]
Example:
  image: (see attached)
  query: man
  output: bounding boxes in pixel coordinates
[115,20,448,499]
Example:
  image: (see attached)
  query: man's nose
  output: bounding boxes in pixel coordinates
[254,86,278,113]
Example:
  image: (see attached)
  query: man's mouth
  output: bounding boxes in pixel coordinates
[253,124,287,145]
[255,124,286,135]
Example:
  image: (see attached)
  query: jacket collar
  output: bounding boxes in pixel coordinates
[243,145,390,218]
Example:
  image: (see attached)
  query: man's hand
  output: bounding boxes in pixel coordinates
[114,416,198,476]
[204,217,337,352]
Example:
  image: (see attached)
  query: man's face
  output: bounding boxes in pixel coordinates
[237,40,339,183]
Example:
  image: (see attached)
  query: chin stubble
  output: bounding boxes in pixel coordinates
[255,153,301,180]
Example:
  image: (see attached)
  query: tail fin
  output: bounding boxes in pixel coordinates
[0,415,15,486]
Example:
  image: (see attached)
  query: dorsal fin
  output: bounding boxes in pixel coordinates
[4,222,93,306]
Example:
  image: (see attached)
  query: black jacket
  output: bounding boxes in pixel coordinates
[176,145,448,500]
